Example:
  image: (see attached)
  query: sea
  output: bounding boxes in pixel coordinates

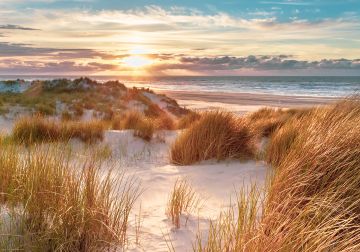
[0,76,359,98]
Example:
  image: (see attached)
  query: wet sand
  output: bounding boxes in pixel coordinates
[161,90,338,107]
[160,90,340,113]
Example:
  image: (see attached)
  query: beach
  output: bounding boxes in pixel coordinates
[161,89,339,113]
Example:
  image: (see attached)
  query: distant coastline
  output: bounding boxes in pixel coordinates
[1,76,359,98]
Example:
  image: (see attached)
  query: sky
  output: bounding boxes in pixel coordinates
[0,0,359,76]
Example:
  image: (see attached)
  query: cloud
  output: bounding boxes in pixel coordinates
[0,40,359,75]
[150,55,360,74]
[0,5,354,62]
[0,42,118,59]
[0,59,117,74]
[178,55,360,70]
[3,6,357,33]
[0,24,39,30]
[0,5,359,74]
[1,54,359,75]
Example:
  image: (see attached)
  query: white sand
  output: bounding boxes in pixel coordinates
[102,130,268,251]
[177,99,267,115]
[161,90,337,108]
[0,116,14,134]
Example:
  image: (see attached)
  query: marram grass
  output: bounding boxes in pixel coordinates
[166,178,201,229]
[12,115,106,144]
[0,143,141,251]
[112,110,155,141]
[171,110,256,165]
[193,97,360,252]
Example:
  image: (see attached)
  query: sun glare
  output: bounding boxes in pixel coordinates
[122,55,153,68]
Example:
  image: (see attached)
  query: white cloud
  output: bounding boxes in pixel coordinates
[0,5,359,65]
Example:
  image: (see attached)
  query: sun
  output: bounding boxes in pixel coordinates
[122,55,153,68]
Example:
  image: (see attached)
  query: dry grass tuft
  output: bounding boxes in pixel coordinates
[13,116,59,144]
[61,109,73,121]
[116,110,143,130]
[0,144,141,251]
[154,113,175,130]
[194,97,360,251]
[193,186,261,251]
[133,118,155,141]
[65,120,105,143]
[134,204,143,246]
[112,111,155,141]
[261,97,360,251]
[12,116,105,144]
[265,118,300,167]
[247,107,310,137]
[170,110,255,165]
[166,179,201,229]
[177,111,201,129]
[144,103,164,117]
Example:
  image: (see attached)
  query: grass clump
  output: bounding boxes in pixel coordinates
[117,111,143,130]
[61,109,73,121]
[265,118,300,167]
[13,116,61,144]
[35,103,56,115]
[71,103,84,117]
[260,97,360,251]
[170,110,255,165]
[166,179,200,229]
[133,118,155,141]
[247,107,310,137]
[112,111,155,141]
[194,98,360,251]
[0,144,141,251]
[193,187,261,251]
[12,116,105,144]
[64,120,106,143]
[155,113,175,130]
[177,111,201,129]
[144,103,164,117]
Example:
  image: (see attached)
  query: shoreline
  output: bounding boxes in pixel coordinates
[159,89,340,113]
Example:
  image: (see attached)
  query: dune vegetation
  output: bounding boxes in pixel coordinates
[193,186,261,251]
[111,111,153,141]
[0,78,188,121]
[0,144,141,251]
[170,110,256,165]
[265,116,301,166]
[111,109,176,141]
[13,110,175,144]
[246,107,310,137]
[261,97,360,251]
[176,111,201,129]
[1,78,359,251]
[0,78,190,143]
[194,97,360,251]
[12,115,106,144]
[154,113,176,130]
[166,179,201,229]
